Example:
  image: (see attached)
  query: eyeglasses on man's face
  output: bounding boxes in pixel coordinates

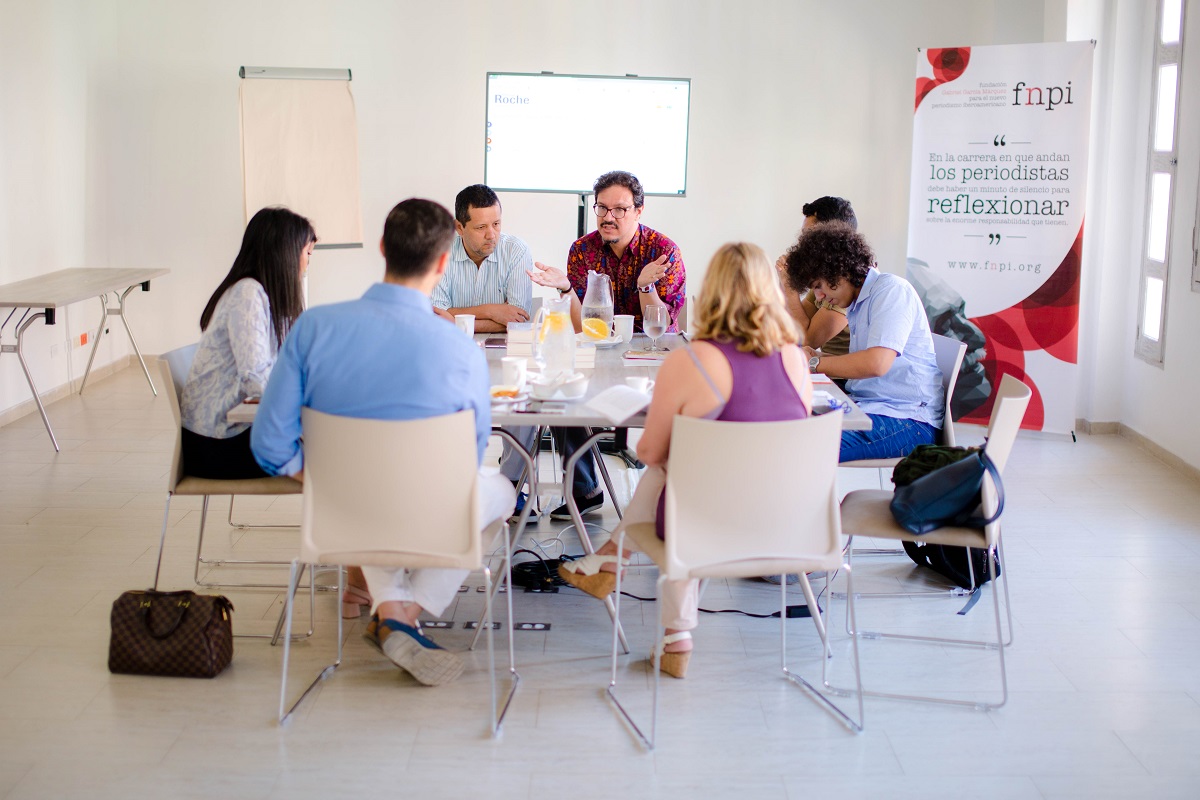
[593,203,635,219]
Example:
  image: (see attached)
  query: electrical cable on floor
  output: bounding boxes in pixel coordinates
[613,569,838,619]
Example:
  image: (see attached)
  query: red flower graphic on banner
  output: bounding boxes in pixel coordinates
[961,224,1084,429]
[915,47,972,111]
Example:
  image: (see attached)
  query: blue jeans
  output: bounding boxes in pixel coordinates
[839,414,939,462]
[552,427,600,497]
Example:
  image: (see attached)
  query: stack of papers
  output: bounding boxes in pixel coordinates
[506,326,533,357]
[575,342,596,369]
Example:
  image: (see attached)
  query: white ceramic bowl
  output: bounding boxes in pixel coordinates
[558,373,588,399]
[530,372,587,400]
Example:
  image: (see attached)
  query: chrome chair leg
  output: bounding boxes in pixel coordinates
[279,562,343,724]
[152,492,173,590]
[783,566,864,733]
[227,495,300,530]
[837,543,1008,710]
[605,529,656,750]
[195,495,305,590]
[565,432,630,654]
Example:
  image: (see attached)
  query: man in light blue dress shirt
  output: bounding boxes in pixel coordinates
[433,184,538,504]
[251,198,514,686]
[785,222,944,461]
[432,184,533,332]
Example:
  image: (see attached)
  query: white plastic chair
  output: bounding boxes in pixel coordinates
[837,374,1032,710]
[278,409,519,734]
[151,353,308,640]
[154,346,305,592]
[607,411,864,749]
[841,332,967,567]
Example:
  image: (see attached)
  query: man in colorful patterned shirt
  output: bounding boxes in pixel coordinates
[529,170,686,334]
[528,170,686,519]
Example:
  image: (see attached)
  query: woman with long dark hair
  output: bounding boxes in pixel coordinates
[180,206,315,480]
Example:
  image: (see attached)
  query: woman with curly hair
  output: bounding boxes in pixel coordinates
[783,221,943,462]
[557,242,813,678]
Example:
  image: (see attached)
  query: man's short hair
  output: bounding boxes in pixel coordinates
[784,221,874,291]
[801,196,858,230]
[454,184,500,225]
[382,198,456,280]
[593,171,645,208]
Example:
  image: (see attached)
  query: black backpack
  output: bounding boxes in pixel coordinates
[900,539,1000,590]
[892,445,1001,589]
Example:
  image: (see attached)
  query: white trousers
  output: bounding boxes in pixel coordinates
[617,465,703,631]
[362,473,515,617]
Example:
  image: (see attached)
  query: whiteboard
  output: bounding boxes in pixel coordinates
[485,72,690,196]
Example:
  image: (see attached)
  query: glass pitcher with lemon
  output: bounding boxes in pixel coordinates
[532,292,575,378]
[580,270,614,342]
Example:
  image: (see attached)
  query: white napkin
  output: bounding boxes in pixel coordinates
[586,385,651,424]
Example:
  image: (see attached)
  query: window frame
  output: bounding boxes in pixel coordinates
[1136,0,1187,364]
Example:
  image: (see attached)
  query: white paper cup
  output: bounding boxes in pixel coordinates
[625,376,652,394]
[614,314,635,342]
[501,356,527,391]
[454,314,475,335]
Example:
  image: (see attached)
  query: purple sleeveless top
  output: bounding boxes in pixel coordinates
[655,339,809,538]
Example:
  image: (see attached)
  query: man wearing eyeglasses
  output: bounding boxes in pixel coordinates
[528,170,686,520]
[529,170,686,335]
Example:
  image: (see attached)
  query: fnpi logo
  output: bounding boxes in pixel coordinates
[1011,81,1074,111]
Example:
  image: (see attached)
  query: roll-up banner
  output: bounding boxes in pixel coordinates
[907,42,1094,433]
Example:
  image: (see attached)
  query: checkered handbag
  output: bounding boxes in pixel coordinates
[108,589,234,678]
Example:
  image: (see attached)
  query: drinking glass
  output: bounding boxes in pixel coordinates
[643,305,668,351]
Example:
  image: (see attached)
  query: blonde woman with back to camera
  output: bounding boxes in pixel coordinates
[558,242,813,677]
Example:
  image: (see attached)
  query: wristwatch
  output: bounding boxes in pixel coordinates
[638,282,655,294]
[808,355,821,371]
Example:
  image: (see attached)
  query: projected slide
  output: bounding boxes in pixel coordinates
[485,73,690,196]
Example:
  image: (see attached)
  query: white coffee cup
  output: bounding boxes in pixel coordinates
[625,376,653,394]
[454,314,475,335]
[614,314,635,343]
[501,356,527,391]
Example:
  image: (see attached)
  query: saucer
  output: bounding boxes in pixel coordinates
[577,333,623,348]
[490,386,529,404]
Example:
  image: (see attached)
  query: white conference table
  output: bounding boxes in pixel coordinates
[228,332,869,652]
[485,332,868,545]
[0,267,170,450]
[486,333,869,428]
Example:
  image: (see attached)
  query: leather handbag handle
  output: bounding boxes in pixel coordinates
[141,595,193,640]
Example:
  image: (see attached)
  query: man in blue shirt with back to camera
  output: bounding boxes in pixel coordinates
[783,221,944,461]
[251,198,514,687]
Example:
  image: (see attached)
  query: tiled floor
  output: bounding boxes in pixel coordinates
[2,365,1200,798]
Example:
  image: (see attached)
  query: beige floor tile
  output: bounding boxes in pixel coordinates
[2,364,1200,797]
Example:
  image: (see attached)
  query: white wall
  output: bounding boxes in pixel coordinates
[0,0,124,414]
[1110,0,1200,467]
[4,1,1055,427]
[1068,0,1200,469]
